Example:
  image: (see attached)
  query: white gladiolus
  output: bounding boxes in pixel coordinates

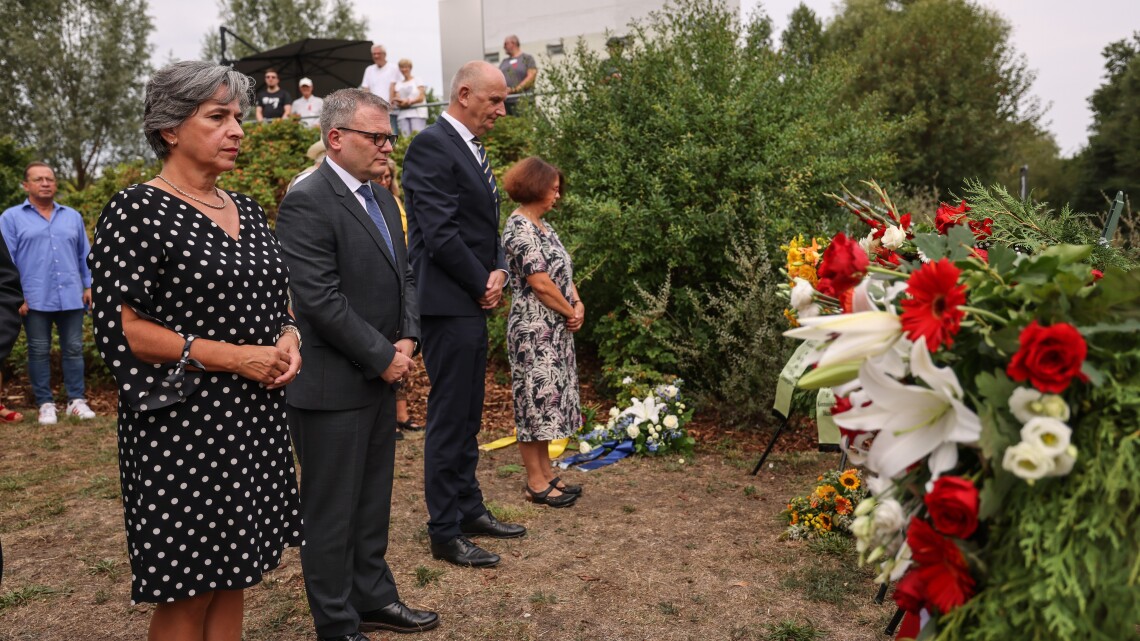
[663,415,679,429]
[1002,441,1056,481]
[1020,417,1072,457]
[859,231,880,255]
[790,277,816,311]
[881,225,907,250]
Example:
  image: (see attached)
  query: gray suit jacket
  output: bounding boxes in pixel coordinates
[276,160,420,410]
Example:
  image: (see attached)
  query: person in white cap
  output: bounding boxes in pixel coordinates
[292,77,324,128]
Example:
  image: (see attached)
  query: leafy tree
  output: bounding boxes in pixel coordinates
[0,0,152,190]
[1070,32,1140,215]
[780,3,825,68]
[0,137,36,210]
[825,0,1041,195]
[201,0,367,61]
[994,122,1075,207]
[527,0,899,418]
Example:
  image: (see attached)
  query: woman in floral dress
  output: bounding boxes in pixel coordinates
[501,157,584,508]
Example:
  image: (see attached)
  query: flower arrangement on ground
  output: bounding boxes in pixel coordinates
[782,468,868,540]
[782,182,1140,640]
[574,378,695,457]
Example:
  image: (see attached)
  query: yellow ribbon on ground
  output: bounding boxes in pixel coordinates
[479,432,570,458]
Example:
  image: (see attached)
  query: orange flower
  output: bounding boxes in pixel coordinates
[835,496,853,515]
[815,484,838,499]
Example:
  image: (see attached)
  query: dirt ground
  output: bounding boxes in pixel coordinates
[0,368,894,641]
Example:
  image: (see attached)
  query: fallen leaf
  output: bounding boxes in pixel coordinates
[731,581,749,588]
[578,575,601,582]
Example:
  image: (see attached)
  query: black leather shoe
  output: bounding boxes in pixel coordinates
[318,633,370,641]
[360,601,440,634]
[550,476,583,495]
[460,512,527,539]
[430,535,500,567]
[526,483,578,508]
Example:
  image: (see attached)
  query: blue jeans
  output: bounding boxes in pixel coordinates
[24,309,86,406]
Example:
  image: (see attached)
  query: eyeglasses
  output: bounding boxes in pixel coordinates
[27,177,56,184]
[337,127,398,148]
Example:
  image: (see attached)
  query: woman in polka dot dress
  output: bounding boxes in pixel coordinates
[89,61,303,640]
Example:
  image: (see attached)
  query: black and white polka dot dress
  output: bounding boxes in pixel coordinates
[89,184,303,604]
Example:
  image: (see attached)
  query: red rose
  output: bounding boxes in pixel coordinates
[906,518,976,614]
[893,570,926,614]
[816,233,869,298]
[935,200,970,234]
[1006,321,1089,393]
[968,217,993,240]
[970,247,988,262]
[924,476,979,539]
[1092,269,1104,280]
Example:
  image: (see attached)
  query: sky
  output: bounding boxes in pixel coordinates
[149,0,1140,157]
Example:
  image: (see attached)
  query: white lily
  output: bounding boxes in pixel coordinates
[623,395,662,427]
[833,341,983,479]
[784,311,904,370]
[851,278,908,314]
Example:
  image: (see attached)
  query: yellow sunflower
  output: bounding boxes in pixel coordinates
[815,484,838,499]
[839,470,861,491]
[816,514,833,531]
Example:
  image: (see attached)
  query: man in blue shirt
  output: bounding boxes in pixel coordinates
[0,162,96,424]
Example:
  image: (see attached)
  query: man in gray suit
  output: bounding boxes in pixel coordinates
[277,89,439,641]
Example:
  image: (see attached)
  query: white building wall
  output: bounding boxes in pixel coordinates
[438,0,740,99]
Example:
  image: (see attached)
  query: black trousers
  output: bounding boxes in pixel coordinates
[289,395,399,637]
[421,314,490,543]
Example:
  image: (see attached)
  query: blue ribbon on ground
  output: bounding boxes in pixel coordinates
[559,439,636,471]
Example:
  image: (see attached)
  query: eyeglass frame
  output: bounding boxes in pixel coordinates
[336,127,398,148]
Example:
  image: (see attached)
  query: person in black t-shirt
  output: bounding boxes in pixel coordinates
[255,69,292,122]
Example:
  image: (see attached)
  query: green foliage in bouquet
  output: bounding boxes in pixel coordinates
[957,179,1138,270]
[781,469,868,540]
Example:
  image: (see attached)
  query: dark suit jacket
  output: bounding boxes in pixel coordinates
[276,160,419,411]
[0,230,22,361]
[402,116,507,317]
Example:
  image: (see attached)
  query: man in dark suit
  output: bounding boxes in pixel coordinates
[402,61,527,568]
[277,88,439,641]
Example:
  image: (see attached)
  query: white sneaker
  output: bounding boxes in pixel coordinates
[67,399,96,420]
[38,403,58,425]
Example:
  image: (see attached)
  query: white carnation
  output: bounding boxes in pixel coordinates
[663,415,679,429]
[790,277,816,311]
[626,424,641,439]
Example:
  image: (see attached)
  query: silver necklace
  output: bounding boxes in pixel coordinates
[155,174,227,210]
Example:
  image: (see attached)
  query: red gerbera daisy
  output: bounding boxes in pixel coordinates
[900,259,968,351]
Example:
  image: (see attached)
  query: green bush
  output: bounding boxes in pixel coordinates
[218,118,321,223]
[525,0,899,422]
[0,137,35,211]
[59,159,158,229]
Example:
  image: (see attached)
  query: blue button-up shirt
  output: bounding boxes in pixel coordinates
[0,199,92,312]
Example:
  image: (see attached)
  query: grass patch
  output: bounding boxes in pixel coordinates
[658,601,679,616]
[93,589,111,605]
[244,579,308,637]
[496,463,525,478]
[0,476,26,492]
[621,505,636,514]
[1,498,68,534]
[807,535,854,557]
[415,565,445,588]
[86,558,122,581]
[485,500,536,524]
[80,474,120,500]
[528,590,558,606]
[743,485,758,497]
[0,585,60,611]
[781,565,862,606]
[763,619,824,641]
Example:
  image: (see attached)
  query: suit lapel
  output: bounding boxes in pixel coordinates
[438,117,499,209]
[317,162,398,273]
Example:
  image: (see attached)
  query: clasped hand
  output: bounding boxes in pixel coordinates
[567,301,585,333]
[478,270,507,309]
[237,344,299,389]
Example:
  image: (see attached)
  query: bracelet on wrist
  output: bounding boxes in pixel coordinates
[277,324,302,349]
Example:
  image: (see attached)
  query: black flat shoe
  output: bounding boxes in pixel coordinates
[360,601,440,634]
[526,483,578,508]
[460,512,527,538]
[430,535,500,567]
[397,419,424,432]
[549,475,582,495]
[319,633,370,641]
[394,429,405,441]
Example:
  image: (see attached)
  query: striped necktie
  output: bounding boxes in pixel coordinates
[471,137,499,201]
[356,184,396,261]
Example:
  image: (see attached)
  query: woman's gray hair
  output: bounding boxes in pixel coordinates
[320,89,389,147]
[144,61,254,159]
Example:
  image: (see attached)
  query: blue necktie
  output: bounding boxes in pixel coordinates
[357,184,396,261]
[471,137,499,202]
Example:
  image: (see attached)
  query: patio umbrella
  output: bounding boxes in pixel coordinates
[232,38,373,96]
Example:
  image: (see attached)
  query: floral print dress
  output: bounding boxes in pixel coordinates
[502,215,580,442]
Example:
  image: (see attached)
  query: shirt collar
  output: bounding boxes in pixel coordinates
[324,157,367,195]
[441,112,477,144]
